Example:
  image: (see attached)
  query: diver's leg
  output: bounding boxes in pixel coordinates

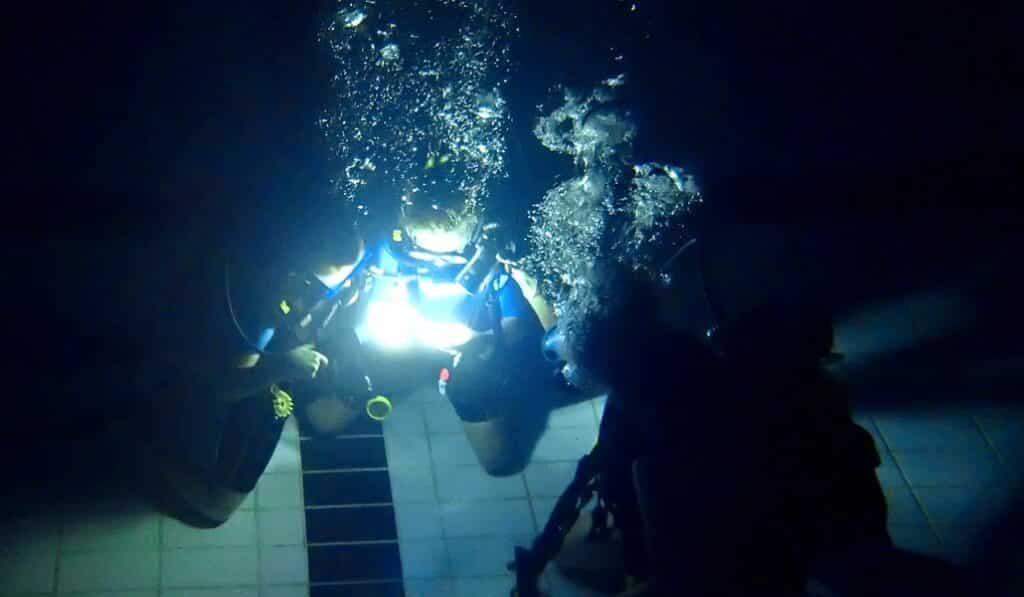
[460,416,525,476]
[217,397,286,493]
[456,388,552,476]
[141,385,248,528]
[304,396,362,436]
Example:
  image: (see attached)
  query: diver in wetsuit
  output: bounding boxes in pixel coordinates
[528,262,971,596]
[146,227,363,528]
[302,200,590,476]
[399,203,562,476]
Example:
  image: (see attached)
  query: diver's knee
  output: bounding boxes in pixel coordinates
[461,418,528,476]
[480,453,527,477]
[305,396,360,436]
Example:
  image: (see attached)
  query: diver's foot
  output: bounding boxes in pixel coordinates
[139,443,248,528]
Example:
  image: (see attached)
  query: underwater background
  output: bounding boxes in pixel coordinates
[1,0,1022,595]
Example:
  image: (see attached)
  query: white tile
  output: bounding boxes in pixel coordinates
[389,466,438,503]
[161,546,258,587]
[266,435,302,473]
[383,402,427,438]
[874,414,988,452]
[399,538,450,579]
[258,473,303,509]
[531,427,597,462]
[0,514,61,555]
[424,401,464,433]
[531,498,558,529]
[281,416,300,439]
[876,451,907,488]
[883,487,928,526]
[259,510,305,546]
[592,396,608,422]
[394,501,444,540]
[241,491,256,510]
[543,566,609,597]
[163,510,256,547]
[980,418,1024,467]
[932,525,985,566]
[446,535,530,578]
[429,433,480,467]
[440,500,535,538]
[164,589,258,597]
[59,550,159,592]
[405,577,456,597]
[852,416,886,451]
[434,465,526,501]
[893,449,1004,487]
[453,576,518,597]
[971,403,1024,428]
[61,514,160,551]
[547,400,599,429]
[887,524,942,557]
[914,485,1015,527]
[523,462,578,498]
[384,433,433,470]
[530,500,598,538]
[260,585,309,597]
[407,385,445,405]
[261,545,308,585]
[0,550,55,594]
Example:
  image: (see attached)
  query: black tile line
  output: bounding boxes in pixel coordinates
[302,430,402,586]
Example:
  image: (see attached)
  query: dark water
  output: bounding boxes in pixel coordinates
[3,0,1021,560]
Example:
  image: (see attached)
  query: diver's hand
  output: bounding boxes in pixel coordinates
[271,345,329,381]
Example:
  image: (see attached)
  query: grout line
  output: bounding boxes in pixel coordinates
[305,502,394,510]
[310,578,404,586]
[522,461,541,534]
[972,413,1008,467]
[53,509,64,595]
[300,433,384,442]
[418,402,451,589]
[590,395,603,427]
[307,539,400,547]
[156,514,164,597]
[293,418,310,593]
[255,494,264,589]
[302,467,389,475]
[871,414,943,544]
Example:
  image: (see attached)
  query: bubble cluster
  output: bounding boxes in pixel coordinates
[318,0,516,220]
[525,78,702,346]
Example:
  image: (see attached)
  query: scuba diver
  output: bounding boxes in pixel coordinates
[144,224,365,528]
[515,257,973,596]
[303,198,595,476]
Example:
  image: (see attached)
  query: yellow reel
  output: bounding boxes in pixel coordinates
[365,395,392,421]
[269,384,295,420]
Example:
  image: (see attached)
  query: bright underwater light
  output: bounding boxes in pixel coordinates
[360,278,474,351]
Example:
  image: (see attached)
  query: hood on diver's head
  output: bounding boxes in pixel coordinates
[399,198,480,254]
[571,261,710,392]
